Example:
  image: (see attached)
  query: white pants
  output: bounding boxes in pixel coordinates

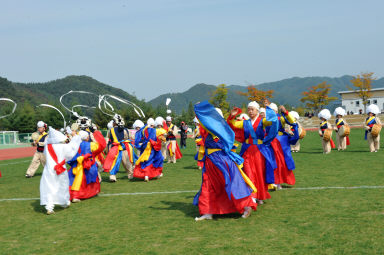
[367,133,380,152]
[336,133,347,150]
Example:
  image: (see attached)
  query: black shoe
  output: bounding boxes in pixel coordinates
[25,174,32,178]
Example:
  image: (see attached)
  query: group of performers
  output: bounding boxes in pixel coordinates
[33,113,185,214]
[17,101,381,217]
[192,100,299,221]
[39,117,107,214]
[317,103,381,154]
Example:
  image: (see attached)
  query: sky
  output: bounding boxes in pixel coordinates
[0,0,383,100]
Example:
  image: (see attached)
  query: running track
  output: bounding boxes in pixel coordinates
[0,147,35,160]
[0,125,369,161]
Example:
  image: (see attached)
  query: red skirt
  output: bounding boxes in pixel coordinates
[133,164,162,179]
[70,176,100,200]
[242,145,271,200]
[198,157,257,215]
[271,139,295,186]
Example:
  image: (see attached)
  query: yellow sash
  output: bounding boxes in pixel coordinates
[71,142,99,191]
[320,121,327,127]
[366,116,375,125]
[111,128,123,151]
[71,156,85,191]
[156,128,167,137]
[245,138,263,145]
[136,142,152,165]
[197,145,205,161]
[336,118,343,126]
[37,132,47,142]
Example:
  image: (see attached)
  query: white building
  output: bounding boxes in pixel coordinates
[338,88,384,114]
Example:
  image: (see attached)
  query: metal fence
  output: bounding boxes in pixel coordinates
[0,131,19,144]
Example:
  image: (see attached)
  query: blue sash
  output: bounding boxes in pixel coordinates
[68,141,98,185]
[365,117,376,140]
[194,101,244,166]
[276,135,295,170]
[241,108,278,184]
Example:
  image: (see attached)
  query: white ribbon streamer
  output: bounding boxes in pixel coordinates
[37,104,67,129]
[166,97,172,114]
[98,94,145,118]
[0,98,17,119]
[59,90,98,115]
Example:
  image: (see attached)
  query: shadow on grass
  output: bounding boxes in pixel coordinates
[294,151,322,154]
[341,150,371,153]
[183,164,200,170]
[30,200,67,214]
[214,213,242,220]
[101,174,135,182]
[31,200,44,213]
[149,200,198,218]
[128,177,161,182]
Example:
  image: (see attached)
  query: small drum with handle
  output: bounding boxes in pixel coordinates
[31,132,39,142]
[299,127,306,139]
[339,125,350,137]
[371,124,382,137]
[323,129,332,142]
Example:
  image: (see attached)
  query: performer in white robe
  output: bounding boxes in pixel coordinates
[40,127,82,214]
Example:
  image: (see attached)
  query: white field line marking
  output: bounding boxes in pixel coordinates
[0,160,30,166]
[98,190,197,197]
[1,186,384,202]
[291,185,384,190]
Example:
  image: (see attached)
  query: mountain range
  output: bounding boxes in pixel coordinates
[149,75,384,113]
[0,75,150,118]
[2,75,384,116]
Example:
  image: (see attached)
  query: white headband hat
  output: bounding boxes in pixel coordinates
[239,113,250,120]
[366,104,380,115]
[248,101,260,110]
[79,130,89,141]
[155,117,164,127]
[215,108,224,118]
[193,117,199,123]
[290,111,300,121]
[147,118,155,126]
[333,107,346,117]
[318,109,331,120]
[133,120,144,129]
[37,121,45,128]
[132,120,138,129]
[166,116,172,122]
[269,103,278,112]
[156,116,164,123]
[107,120,114,130]
[259,108,266,114]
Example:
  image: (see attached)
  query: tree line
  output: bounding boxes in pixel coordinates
[0,72,376,133]
[208,72,376,116]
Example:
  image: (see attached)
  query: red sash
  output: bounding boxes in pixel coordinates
[47,144,67,175]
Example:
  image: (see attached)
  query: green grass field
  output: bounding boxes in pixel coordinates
[1,129,384,255]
